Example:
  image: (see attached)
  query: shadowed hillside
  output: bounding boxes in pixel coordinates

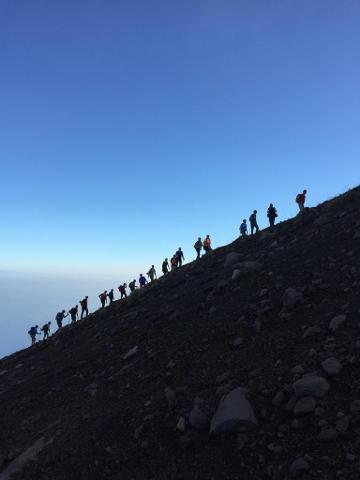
[1,187,360,480]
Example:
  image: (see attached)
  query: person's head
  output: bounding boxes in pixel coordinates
[303,189,307,194]
[207,235,210,238]
[165,258,168,261]
[48,321,51,325]
[133,279,136,283]
[62,309,65,313]
[140,273,143,276]
[75,305,78,309]
[243,219,246,223]
[198,237,201,241]
[152,265,154,268]
[179,247,182,250]
[104,290,107,294]
[85,296,88,299]
[270,203,273,207]
[35,325,38,328]
[254,210,257,214]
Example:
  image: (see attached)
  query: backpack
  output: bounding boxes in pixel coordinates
[240,223,247,233]
[55,312,62,322]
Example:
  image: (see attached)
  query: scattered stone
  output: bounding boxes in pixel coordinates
[291,365,304,375]
[253,320,262,333]
[321,357,342,376]
[176,417,186,432]
[232,337,243,347]
[329,315,346,332]
[293,376,329,398]
[225,252,242,268]
[84,383,98,397]
[293,396,316,415]
[318,427,338,442]
[289,457,310,477]
[282,288,304,309]
[272,391,285,407]
[336,415,349,433]
[164,387,177,410]
[215,372,229,385]
[189,406,208,430]
[237,433,248,450]
[210,387,258,434]
[123,346,139,360]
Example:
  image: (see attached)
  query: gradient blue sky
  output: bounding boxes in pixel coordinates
[1,0,359,357]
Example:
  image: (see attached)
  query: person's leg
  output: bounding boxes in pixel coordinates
[86,308,88,317]
[255,223,259,233]
[250,224,254,235]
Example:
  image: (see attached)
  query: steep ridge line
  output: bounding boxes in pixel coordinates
[0,186,360,479]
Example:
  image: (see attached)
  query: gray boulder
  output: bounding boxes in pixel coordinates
[293,376,329,398]
[321,357,342,376]
[210,387,258,434]
[289,457,310,477]
[293,396,316,415]
[225,252,243,268]
[282,288,304,309]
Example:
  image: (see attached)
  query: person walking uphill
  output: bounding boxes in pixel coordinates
[108,289,114,304]
[69,305,79,323]
[139,274,147,288]
[176,247,185,267]
[203,235,212,253]
[162,258,169,276]
[99,291,107,308]
[55,310,68,329]
[240,219,247,237]
[267,203,278,228]
[129,280,136,293]
[41,322,51,340]
[296,189,307,212]
[249,210,259,235]
[147,265,157,282]
[194,237,202,260]
[28,325,40,346]
[80,296,89,319]
[171,255,177,271]
[118,283,127,299]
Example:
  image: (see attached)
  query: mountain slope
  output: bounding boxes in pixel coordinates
[1,187,360,480]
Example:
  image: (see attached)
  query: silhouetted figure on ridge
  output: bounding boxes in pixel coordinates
[249,210,259,235]
[171,255,177,270]
[267,203,278,228]
[147,265,157,282]
[69,305,79,323]
[139,274,147,288]
[162,258,169,275]
[129,280,137,293]
[55,310,68,329]
[240,219,247,237]
[118,283,127,299]
[80,296,89,319]
[99,291,107,308]
[108,289,114,303]
[203,235,212,253]
[194,237,202,260]
[296,189,307,212]
[41,321,51,340]
[176,247,185,267]
[28,325,40,345]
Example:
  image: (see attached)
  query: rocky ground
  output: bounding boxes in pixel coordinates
[1,187,360,480]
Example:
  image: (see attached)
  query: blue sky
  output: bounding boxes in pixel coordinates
[0,0,359,356]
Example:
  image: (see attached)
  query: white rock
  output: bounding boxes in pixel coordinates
[123,345,139,360]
